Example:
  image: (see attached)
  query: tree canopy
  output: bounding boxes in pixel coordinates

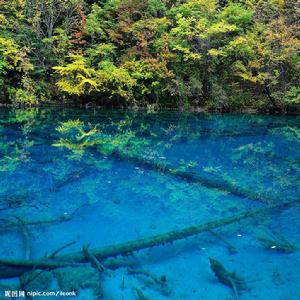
[0,0,299,111]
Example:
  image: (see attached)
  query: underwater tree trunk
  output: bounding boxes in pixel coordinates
[50,147,276,203]
[0,197,298,279]
[110,151,277,203]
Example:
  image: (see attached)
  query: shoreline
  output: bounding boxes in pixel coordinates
[0,103,299,116]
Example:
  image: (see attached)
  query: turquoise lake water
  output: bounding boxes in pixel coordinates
[0,108,300,300]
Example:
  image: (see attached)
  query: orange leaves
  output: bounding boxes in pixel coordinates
[70,4,87,45]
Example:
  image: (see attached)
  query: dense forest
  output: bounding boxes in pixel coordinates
[0,0,299,111]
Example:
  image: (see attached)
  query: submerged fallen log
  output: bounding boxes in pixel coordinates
[0,197,298,279]
[50,165,92,192]
[256,230,298,253]
[0,215,72,231]
[0,202,91,231]
[48,142,278,203]
[208,229,237,254]
[108,150,277,203]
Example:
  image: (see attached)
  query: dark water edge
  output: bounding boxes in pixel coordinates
[1,101,300,115]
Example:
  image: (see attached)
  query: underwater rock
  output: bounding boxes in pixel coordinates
[112,199,121,205]
[0,193,33,209]
[53,266,103,299]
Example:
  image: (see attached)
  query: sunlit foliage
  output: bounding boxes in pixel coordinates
[0,0,299,111]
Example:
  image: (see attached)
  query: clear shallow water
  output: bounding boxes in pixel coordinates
[0,108,300,300]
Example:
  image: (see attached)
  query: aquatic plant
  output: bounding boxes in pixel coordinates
[231,142,276,161]
[0,193,33,210]
[201,134,300,204]
[270,126,300,142]
[53,116,296,205]
[176,159,198,172]
[42,159,74,181]
[0,142,32,172]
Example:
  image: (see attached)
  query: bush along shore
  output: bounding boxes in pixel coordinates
[0,0,299,112]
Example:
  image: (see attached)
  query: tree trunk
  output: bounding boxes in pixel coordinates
[0,197,298,279]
